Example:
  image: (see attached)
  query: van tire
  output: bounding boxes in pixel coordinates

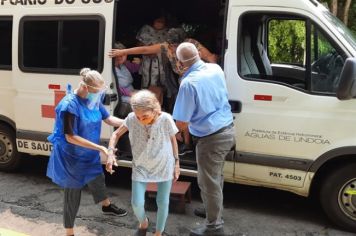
[320,163,356,232]
[0,124,21,171]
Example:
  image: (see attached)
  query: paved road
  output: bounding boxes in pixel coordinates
[0,155,354,236]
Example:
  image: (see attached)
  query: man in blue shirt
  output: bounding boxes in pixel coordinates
[173,42,236,236]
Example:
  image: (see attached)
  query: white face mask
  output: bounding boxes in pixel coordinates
[180,54,199,63]
[86,92,101,102]
[86,91,104,110]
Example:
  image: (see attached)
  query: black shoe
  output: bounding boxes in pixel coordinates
[190,225,225,236]
[102,203,127,217]
[194,207,206,218]
[179,144,194,156]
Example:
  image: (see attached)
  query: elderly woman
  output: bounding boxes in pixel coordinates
[107,90,179,236]
[46,68,127,236]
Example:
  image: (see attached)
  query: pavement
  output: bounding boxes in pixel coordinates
[0,156,355,236]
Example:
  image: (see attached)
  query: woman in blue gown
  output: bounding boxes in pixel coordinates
[47,68,127,236]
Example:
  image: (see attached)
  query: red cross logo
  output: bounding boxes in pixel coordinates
[41,84,66,119]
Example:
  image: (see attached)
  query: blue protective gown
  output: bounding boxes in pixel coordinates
[46,93,109,188]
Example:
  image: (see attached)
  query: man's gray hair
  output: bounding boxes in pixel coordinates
[176,42,200,63]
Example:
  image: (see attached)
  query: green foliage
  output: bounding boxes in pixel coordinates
[268,20,306,64]
[268,1,356,65]
[349,2,356,35]
[320,0,356,36]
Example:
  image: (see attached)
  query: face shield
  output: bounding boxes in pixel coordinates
[81,81,107,110]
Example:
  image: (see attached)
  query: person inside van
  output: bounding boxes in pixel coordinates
[114,42,141,102]
[136,14,169,104]
[46,68,128,236]
[109,28,218,156]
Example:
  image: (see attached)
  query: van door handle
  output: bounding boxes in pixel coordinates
[229,100,242,113]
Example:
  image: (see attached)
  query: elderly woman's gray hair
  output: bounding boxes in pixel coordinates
[130,90,161,112]
[80,68,104,86]
[176,42,200,63]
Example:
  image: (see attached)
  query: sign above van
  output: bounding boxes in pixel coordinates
[0,0,113,6]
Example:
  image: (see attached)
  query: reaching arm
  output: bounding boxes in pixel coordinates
[108,124,129,151]
[65,134,108,156]
[109,44,162,58]
[104,115,124,127]
[64,112,108,156]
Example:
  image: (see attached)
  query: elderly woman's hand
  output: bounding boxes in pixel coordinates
[105,153,118,174]
[108,49,124,58]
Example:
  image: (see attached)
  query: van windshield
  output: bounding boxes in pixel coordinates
[323,10,356,52]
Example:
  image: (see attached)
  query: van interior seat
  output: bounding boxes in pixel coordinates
[240,30,260,77]
[251,21,273,77]
[256,43,272,75]
[255,25,272,76]
[240,17,272,79]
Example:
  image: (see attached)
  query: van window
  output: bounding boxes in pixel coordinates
[238,13,346,95]
[19,16,105,74]
[268,19,306,66]
[0,17,12,70]
[310,24,345,93]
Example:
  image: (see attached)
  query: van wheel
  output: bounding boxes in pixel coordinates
[0,124,21,171]
[320,163,356,232]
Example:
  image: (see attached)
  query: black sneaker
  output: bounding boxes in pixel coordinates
[102,204,127,217]
[179,144,194,156]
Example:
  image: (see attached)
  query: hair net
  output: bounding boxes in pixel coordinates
[80,68,107,110]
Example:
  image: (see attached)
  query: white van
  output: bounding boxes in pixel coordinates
[1,0,356,231]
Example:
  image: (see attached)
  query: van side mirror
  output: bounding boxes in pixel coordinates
[336,58,356,100]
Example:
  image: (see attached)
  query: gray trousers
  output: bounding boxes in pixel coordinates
[194,125,235,228]
[63,174,108,228]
